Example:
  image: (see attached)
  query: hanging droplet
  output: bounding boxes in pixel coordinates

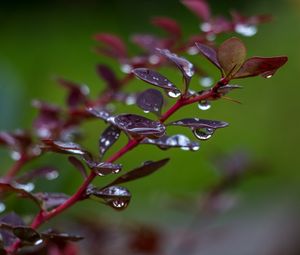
[193,128,215,140]
[266,74,273,79]
[45,170,59,180]
[198,100,211,110]
[191,144,200,151]
[10,151,21,161]
[167,90,181,98]
[0,202,6,213]
[235,24,257,37]
[199,77,214,88]
[120,64,132,74]
[111,200,127,209]
[143,110,150,114]
[166,134,190,149]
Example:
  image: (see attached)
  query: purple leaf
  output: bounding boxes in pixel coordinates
[151,17,181,38]
[12,226,41,244]
[96,64,120,91]
[136,89,164,115]
[142,135,200,151]
[88,186,131,211]
[68,156,88,178]
[42,140,88,156]
[217,37,247,78]
[0,212,25,246]
[195,42,222,70]
[132,68,180,95]
[17,167,59,183]
[41,229,83,242]
[181,0,211,21]
[106,158,170,187]
[93,33,127,58]
[111,114,166,138]
[168,118,229,129]
[86,107,112,122]
[34,192,69,211]
[156,48,195,83]
[56,78,89,108]
[99,125,121,158]
[233,56,288,79]
[86,161,122,176]
[131,34,163,52]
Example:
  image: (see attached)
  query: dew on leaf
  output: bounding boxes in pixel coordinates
[198,100,211,110]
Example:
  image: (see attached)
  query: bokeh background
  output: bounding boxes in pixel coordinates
[0,0,300,254]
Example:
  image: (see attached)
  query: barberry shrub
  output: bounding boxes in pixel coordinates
[0,0,287,254]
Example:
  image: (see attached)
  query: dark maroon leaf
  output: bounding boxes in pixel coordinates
[156,48,195,84]
[142,135,200,151]
[86,161,122,176]
[13,226,41,244]
[17,167,59,183]
[41,229,83,242]
[56,78,89,108]
[68,156,88,178]
[0,182,41,208]
[96,64,120,91]
[195,42,222,70]
[34,192,69,211]
[111,114,166,138]
[181,0,211,21]
[106,158,169,187]
[217,37,247,77]
[88,186,131,211]
[93,33,127,58]
[132,68,180,96]
[99,125,121,158]
[42,140,87,156]
[233,56,288,79]
[168,118,229,129]
[86,107,112,122]
[151,17,181,38]
[136,89,164,115]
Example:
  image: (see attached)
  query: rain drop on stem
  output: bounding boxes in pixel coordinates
[167,90,181,98]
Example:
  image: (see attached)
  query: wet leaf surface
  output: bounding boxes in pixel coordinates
[99,125,121,158]
[136,89,164,115]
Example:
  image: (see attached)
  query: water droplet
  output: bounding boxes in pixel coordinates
[45,170,59,180]
[191,144,200,151]
[187,46,198,55]
[10,151,21,161]
[199,77,214,88]
[0,202,6,213]
[13,182,35,192]
[148,55,160,65]
[143,110,150,114]
[166,134,190,147]
[111,200,127,209]
[198,100,211,110]
[120,64,132,74]
[206,33,216,41]
[200,22,212,32]
[34,239,44,246]
[266,74,272,79]
[37,128,51,138]
[193,128,215,140]
[125,95,136,105]
[167,90,181,98]
[235,24,257,37]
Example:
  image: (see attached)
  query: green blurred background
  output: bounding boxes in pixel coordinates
[0,0,300,253]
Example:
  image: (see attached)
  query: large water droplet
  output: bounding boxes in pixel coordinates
[0,202,6,213]
[198,100,211,110]
[148,55,160,65]
[10,151,21,161]
[235,24,257,37]
[125,95,136,105]
[120,64,132,74]
[187,46,199,55]
[193,128,215,140]
[200,22,212,32]
[199,77,214,88]
[167,90,181,98]
[45,170,59,180]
